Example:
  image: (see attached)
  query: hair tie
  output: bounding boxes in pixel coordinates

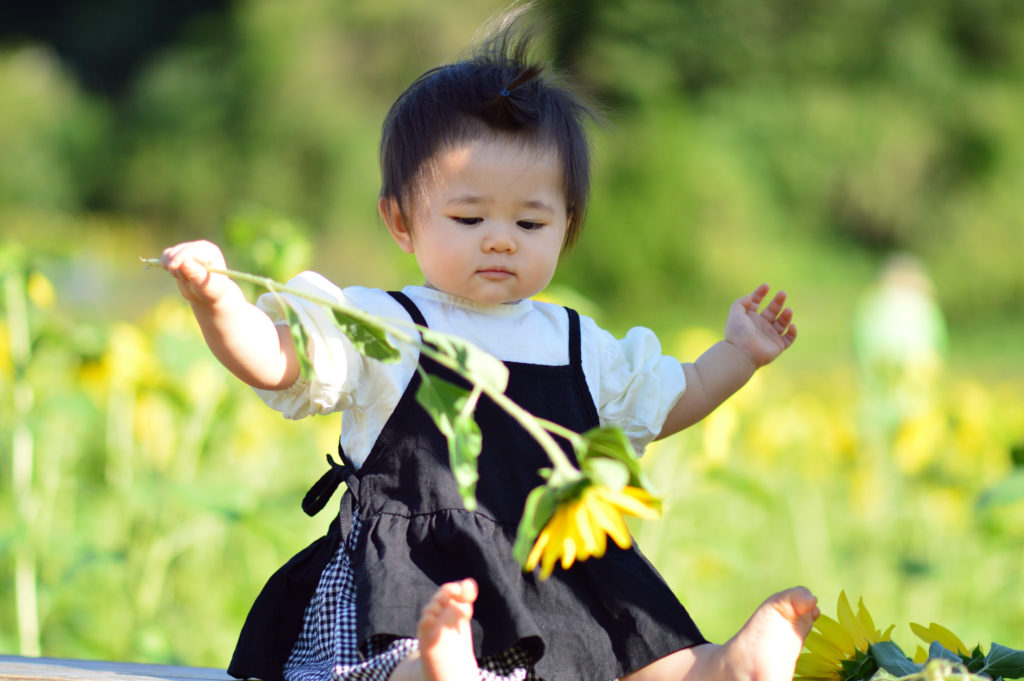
[500,87,511,97]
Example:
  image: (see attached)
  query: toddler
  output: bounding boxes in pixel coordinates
[161,16,818,681]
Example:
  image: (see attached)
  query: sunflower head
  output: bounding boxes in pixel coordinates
[795,592,895,681]
[513,426,661,579]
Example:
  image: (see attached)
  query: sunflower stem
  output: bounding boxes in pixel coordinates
[141,257,583,481]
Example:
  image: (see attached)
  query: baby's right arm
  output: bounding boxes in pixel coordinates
[161,240,300,391]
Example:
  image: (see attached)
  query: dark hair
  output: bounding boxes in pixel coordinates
[379,9,596,248]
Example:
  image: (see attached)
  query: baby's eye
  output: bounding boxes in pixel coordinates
[517,220,544,231]
[451,217,482,226]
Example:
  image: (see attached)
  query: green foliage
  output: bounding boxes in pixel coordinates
[330,309,400,363]
[283,303,315,380]
[415,373,482,509]
[864,640,1024,681]
[419,328,509,394]
[4,0,1024,666]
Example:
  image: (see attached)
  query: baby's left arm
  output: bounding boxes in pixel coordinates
[657,284,796,439]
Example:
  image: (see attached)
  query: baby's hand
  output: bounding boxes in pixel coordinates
[724,284,797,368]
[161,240,237,307]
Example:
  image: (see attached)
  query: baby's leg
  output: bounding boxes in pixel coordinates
[624,586,819,681]
[389,579,480,681]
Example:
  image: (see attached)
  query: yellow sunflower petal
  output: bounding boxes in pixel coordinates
[584,493,608,558]
[814,614,857,658]
[913,646,929,664]
[912,621,971,655]
[589,492,632,549]
[881,624,894,642]
[560,512,580,570]
[795,651,841,678]
[616,486,663,519]
[910,622,931,642]
[524,525,551,573]
[856,597,878,638]
[804,630,847,661]
[837,591,871,650]
[539,510,566,580]
[572,497,598,562]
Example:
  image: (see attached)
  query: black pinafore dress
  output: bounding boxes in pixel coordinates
[228,292,707,681]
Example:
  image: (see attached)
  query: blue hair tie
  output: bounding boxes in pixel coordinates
[500,87,511,97]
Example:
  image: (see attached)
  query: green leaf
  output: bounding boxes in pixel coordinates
[928,641,964,664]
[332,309,400,363]
[420,327,508,393]
[841,649,879,681]
[870,641,922,678]
[977,470,1024,509]
[416,372,481,510]
[284,304,315,380]
[967,647,989,674]
[450,409,482,505]
[578,426,651,490]
[585,456,630,489]
[979,643,1024,680]
[512,484,556,566]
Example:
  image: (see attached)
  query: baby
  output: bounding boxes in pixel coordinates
[162,14,817,681]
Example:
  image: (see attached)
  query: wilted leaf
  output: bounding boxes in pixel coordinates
[578,426,651,490]
[284,304,315,380]
[332,309,400,363]
[416,372,481,509]
[420,327,508,393]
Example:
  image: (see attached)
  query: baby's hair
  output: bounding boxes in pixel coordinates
[379,5,596,248]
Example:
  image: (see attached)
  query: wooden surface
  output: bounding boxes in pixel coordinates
[0,656,236,681]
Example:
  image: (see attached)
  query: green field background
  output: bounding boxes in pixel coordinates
[2,0,1023,667]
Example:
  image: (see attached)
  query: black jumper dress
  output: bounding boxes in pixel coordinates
[228,291,707,681]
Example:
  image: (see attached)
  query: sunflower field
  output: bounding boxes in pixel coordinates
[3,0,1024,670]
[2,231,1022,666]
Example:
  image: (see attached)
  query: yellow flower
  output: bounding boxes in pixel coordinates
[524,484,660,580]
[795,592,895,681]
[910,622,973,657]
[26,271,56,309]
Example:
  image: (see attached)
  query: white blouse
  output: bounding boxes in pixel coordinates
[254,273,686,468]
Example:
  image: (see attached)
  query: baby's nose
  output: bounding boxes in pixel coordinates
[482,226,516,252]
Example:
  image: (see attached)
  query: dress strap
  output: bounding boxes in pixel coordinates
[388,290,429,327]
[565,307,582,368]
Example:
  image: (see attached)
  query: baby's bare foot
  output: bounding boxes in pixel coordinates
[417,578,479,681]
[717,586,820,681]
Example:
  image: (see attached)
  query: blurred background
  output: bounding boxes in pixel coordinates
[2,0,1022,667]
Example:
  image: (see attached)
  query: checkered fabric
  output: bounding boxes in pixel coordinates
[283,513,539,681]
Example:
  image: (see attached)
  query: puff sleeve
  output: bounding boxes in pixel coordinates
[585,319,686,454]
[250,271,369,419]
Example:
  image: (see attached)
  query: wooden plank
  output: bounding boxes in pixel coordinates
[0,656,236,681]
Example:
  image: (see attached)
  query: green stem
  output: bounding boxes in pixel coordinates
[142,257,582,479]
[5,265,41,656]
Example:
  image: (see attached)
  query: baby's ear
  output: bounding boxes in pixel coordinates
[379,196,415,253]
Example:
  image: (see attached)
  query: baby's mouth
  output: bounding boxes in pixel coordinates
[477,267,514,279]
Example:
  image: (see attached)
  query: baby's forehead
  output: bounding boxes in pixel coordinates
[422,135,564,185]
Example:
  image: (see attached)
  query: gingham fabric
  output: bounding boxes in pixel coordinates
[283,513,539,681]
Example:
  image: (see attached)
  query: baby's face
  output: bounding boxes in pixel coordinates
[394,137,569,304]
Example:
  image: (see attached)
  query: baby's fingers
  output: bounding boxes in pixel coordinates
[747,283,771,308]
[760,289,788,319]
[160,241,230,303]
[781,322,797,347]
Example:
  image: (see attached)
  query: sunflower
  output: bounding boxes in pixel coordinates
[524,483,660,580]
[795,592,895,681]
